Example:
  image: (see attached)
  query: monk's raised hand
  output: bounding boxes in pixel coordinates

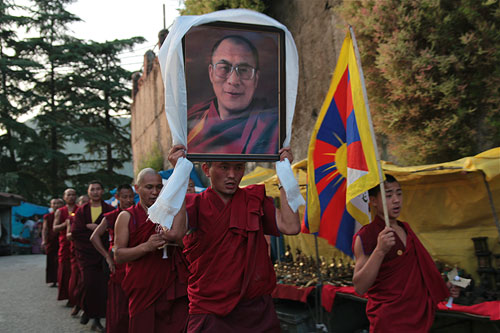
[168,144,187,167]
[279,147,294,164]
[375,227,396,255]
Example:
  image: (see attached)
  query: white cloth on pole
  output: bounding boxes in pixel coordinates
[276,158,305,212]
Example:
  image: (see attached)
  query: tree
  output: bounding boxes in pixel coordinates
[0,0,50,202]
[339,0,500,164]
[180,0,268,15]
[22,0,83,197]
[63,38,144,190]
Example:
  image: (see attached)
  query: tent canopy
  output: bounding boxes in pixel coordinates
[241,148,500,280]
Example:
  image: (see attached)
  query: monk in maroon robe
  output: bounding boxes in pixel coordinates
[169,145,301,332]
[90,185,135,333]
[352,175,449,332]
[72,181,114,332]
[53,188,78,304]
[42,198,64,286]
[66,195,89,317]
[187,35,279,155]
[114,169,189,333]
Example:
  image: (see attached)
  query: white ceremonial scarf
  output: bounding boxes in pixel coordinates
[148,9,305,229]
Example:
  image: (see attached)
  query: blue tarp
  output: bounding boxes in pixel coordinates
[11,201,48,238]
[159,168,204,188]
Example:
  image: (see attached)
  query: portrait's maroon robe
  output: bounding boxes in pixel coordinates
[104,208,129,333]
[184,185,281,332]
[121,203,189,333]
[354,215,449,332]
[43,212,59,284]
[72,201,114,318]
[187,98,279,154]
[56,205,77,301]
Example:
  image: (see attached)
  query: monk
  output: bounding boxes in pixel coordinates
[90,184,135,333]
[42,198,64,287]
[114,168,189,333]
[187,35,278,155]
[66,195,89,318]
[72,181,114,332]
[168,145,301,332]
[352,175,449,332]
[53,188,78,306]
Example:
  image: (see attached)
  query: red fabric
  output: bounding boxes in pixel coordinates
[43,212,59,254]
[437,301,500,321]
[271,284,315,303]
[45,251,58,284]
[57,206,77,261]
[57,259,71,301]
[68,256,83,308]
[121,203,189,318]
[187,98,279,154]
[44,212,59,284]
[68,214,83,308]
[103,208,130,333]
[321,285,367,312]
[105,208,126,284]
[184,185,279,316]
[320,285,500,321]
[107,277,129,333]
[129,295,188,333]
[353,216,449,332]
[72,201,114,318]
[187,295,280,333]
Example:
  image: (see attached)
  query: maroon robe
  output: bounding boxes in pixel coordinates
[72,201,114,318]
[43,212,59,284]
[121,203,189,333]
[187,98,279,155]
[56,205,77,301]
[354,215,449,332]
[104,208,129,333]
[184,185,281,332]
[68,215,83,309]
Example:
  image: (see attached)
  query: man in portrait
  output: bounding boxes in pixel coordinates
[187,35,279,155]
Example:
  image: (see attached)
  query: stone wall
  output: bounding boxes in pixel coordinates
[130,1,346,171]
[130,57,171,174]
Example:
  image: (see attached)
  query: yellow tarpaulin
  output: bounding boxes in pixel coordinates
[241,148,500,279]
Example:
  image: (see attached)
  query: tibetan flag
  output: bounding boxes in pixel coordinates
[302,31,382,256]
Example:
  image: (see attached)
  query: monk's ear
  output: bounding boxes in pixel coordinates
[201,163,210,178]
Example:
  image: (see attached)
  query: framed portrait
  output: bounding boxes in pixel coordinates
[183,21,286,162]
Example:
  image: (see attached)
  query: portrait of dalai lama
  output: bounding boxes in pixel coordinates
[186,33,279,156]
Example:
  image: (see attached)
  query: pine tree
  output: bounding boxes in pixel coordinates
[24,0,83,197]
[0,0,49,201]
[63,38,144,190]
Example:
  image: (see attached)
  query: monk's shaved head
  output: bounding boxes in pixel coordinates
[135,168,159,186]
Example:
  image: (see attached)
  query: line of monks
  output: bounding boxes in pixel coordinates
[42,177,187,332]
[41,147,301,333]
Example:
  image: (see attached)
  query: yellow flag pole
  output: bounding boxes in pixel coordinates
[349,25,390,228]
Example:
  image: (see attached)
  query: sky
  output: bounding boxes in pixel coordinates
[66,0,183,72]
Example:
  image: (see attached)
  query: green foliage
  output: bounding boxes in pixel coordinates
[137,144,164,173]
[339,0,500,164]
[0,0,144,205]
[180,0,268,15]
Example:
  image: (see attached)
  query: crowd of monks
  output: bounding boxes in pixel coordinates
[40,145,300,333]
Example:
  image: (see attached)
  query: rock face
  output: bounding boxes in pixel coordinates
[267,0,345,162]
[130,2,345,172]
